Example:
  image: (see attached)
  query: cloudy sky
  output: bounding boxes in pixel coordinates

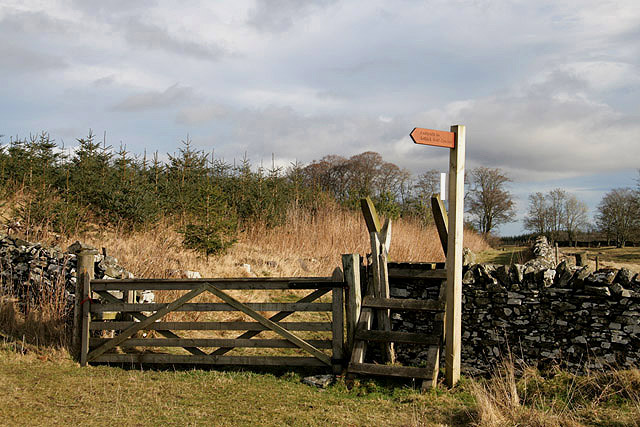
[1,0,639,235]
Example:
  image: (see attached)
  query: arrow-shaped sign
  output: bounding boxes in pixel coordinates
[410,127,455,148]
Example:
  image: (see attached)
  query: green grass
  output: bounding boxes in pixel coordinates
[567,246,640,267]
[2,340,640,426]
[0,341,472,426]
[476,246,533,265]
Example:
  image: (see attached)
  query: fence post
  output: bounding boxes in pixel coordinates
[445,124,465,387]
[76,248,97,366]
[342,254,361,357]
[331,267,345,374]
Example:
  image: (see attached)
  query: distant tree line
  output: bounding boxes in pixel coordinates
[0,131,456,254]
[520,176,640,248]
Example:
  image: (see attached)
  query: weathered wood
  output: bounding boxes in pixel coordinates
[331,267,345,373]
[91,279,345,291]
[378,251,395,363]
[92,354,327,367]
[360,197,381,233]
[71,249,98,366]
[90,302,332,313]
[76,264,93,366]
[89,338,333,349]
[347,363,433,380]
[342,254,361,354]
[445,124,465,387]
[87,285,208,362]
[354,330,440,345]
[209,288,330,356]
[349,308,373,364]
[203,284,332,366]
[422,345,441,390]
[90,321,332,331]
[380,219,392,252]
[431,194,448,256]
[94,290,206,356]
[362,296,444,311]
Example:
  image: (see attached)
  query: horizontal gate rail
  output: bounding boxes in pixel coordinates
[80,269,345,373]
[90,321,332,331]
[91,278,346,291]
[91,354,327,367]
[90,302,332,313]
[89,338,333,349]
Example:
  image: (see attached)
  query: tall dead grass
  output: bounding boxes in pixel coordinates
[469,357,640,426]
[60,205,490,279]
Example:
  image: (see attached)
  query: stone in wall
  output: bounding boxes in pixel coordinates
[389,236,640,375]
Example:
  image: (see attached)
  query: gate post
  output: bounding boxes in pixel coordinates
[76,248,97,366]
[342,254,361,357]
[331,267,345,374]
[445,125,465,387]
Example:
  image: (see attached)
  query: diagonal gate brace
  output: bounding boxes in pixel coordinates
[94,290,207,356]
[203,283,332,366]
[210,287,330,356]
[87,285,208,362]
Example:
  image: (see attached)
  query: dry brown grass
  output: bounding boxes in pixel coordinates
[57,205,490,279]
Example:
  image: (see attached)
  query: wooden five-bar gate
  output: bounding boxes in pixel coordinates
[76,256,345,374]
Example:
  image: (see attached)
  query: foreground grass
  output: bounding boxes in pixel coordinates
[0,342,472,426]
[2,341,640,426]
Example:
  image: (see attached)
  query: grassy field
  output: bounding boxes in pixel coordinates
[2,339,639,426]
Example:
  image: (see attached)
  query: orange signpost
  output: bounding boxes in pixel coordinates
[410,127,455,148]
[412,124,466,388]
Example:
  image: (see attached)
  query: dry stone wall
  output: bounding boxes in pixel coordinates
[0,234,138,318]
[391,236,640,375]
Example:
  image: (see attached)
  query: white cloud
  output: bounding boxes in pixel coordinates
[112,84,196,112]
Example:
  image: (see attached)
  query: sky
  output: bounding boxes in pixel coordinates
[1,0,639,235]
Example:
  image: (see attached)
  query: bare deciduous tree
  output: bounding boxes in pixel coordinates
[564,195,589,246]
[596,188,640,248]
[466,167,516,234]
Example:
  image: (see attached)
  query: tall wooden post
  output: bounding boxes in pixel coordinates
[445,124,465,387]
[342,254,361,355]
[76,249,97,366]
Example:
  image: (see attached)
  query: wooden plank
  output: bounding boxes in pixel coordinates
[91,279,345,291]
[90,302,332,313]
[78,251,94,367]
[446,124,465,387]
[94,290,206,356]
[210,288,330,356]
[380,218,392,252]
[92,354,327,367]
[90,321,332,331]
[378,250,395,363]
[422,345,441,390]
[331,267,344,374]
[387,268,447,280]
[89,338,333,349]
[354,330,440,345]
[349,308,373,365]
[203,284,332,366]
[87,285,207,362]
[431,194,448,256]
[348,362,433,380]
[362,296,444,312]
[360,197,381,233]
[342,254,361,354]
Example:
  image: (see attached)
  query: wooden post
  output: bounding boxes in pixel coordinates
[445,124,465,387]
[342,254,361,355]
[431,194,448,256]
[77,249,97,366]
[331,267,345,374]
